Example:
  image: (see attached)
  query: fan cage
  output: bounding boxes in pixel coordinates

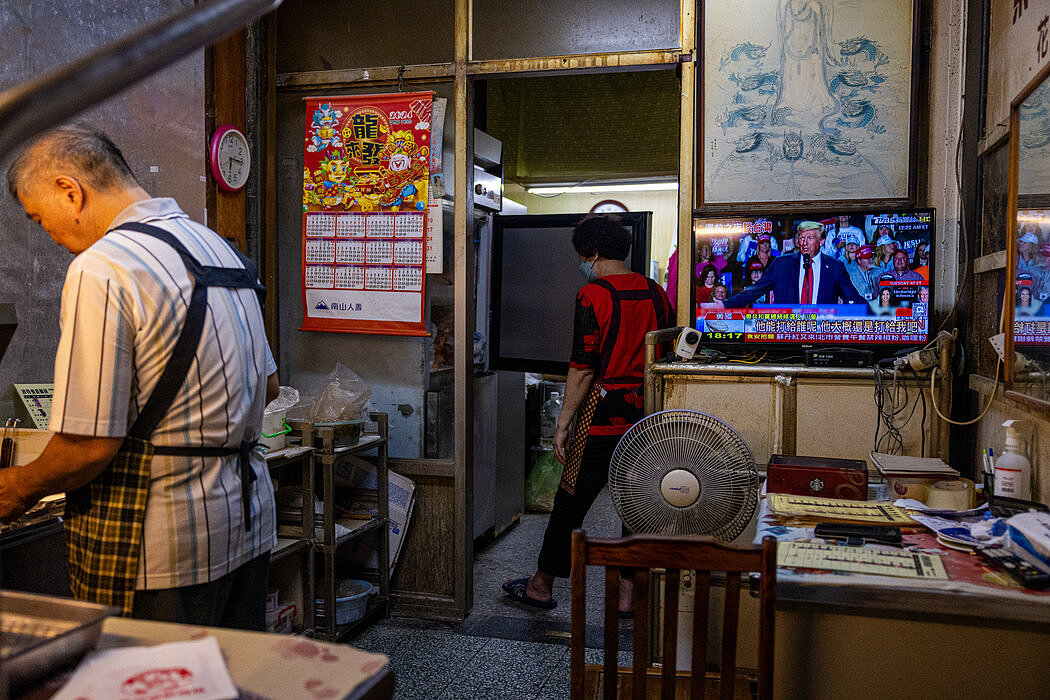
[609,409,758,541]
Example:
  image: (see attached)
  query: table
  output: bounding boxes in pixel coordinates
[17,617,393,700]
[753,498,1050,697]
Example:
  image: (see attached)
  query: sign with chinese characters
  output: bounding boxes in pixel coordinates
[300,92,433,335]
[988,0,1050,127]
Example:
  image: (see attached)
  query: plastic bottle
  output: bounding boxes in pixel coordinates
[539,391,563,447]
[995,420,1032,500]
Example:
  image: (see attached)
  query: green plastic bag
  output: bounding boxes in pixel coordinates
[524,451,563,512]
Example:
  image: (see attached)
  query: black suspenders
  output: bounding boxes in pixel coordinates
[115,221,266,530]
[591,276,668,382]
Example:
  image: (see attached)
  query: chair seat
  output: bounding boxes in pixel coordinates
[583,664,753,700]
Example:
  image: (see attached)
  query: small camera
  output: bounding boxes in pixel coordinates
[675,329,701,360]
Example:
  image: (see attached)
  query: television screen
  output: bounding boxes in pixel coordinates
[1014,209,1050,346]
[694,209,934,347]
[490,212,653,374]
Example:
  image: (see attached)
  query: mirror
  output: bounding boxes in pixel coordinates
[1008,62,1050,406]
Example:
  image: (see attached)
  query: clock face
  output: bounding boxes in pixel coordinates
[590,199,628,214]
[210,126,250,192]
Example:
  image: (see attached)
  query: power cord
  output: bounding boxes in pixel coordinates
[929,276,1007,426]
[872,361,925,455]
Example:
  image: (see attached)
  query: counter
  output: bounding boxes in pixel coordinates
[753,501,1050,697]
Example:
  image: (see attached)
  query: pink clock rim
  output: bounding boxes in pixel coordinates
[589,199,628,213]
[209,124,246,192]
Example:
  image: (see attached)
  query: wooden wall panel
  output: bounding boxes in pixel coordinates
[388,469,462,619]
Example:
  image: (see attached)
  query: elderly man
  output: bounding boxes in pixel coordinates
[846,244,879,299]
[0,124,277,629]
[885,249,925,282]
[705,221,867,308]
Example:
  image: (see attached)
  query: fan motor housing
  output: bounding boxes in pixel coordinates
[661,469,701,507]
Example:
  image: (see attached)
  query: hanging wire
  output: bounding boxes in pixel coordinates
[396,65,406,93]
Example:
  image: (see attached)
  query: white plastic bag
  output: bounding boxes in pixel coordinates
[304,363,372,422]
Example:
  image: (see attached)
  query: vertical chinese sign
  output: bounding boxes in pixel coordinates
[301,92,433,335]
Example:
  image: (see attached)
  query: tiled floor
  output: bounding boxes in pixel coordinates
[349,486,628,699]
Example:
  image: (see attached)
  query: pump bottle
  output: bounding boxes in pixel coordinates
[994,420,1032,500]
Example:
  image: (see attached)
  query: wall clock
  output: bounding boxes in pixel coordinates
[589,199,628,214]
[209,125,250,193]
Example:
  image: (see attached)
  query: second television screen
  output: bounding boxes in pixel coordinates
[693,210,934,346]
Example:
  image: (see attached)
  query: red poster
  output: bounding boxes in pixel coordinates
[300,92,433,335]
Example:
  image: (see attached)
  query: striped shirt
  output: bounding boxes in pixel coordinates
[50,198,276,590]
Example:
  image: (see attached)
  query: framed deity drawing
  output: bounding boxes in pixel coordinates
[699,0,920,210]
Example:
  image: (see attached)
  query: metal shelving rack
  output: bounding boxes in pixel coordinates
[264,445,316,636]
[289,413,390,641]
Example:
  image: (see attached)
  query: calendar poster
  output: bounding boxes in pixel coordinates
[300,92,432,335]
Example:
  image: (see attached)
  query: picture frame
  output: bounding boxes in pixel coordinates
[1005,58,1050,415]
[698,0,920,211]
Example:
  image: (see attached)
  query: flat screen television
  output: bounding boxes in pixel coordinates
[490,212,653,374]
[1014,208,1050,346]
[693,208,935,351]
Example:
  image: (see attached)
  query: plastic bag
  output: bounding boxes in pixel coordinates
[525,451,563,513]
[304,363,372,422]
[264,386,300,415]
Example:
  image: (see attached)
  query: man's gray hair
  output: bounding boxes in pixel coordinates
[7,124,140,199]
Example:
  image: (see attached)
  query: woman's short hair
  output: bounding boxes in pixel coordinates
[572,215,632,260]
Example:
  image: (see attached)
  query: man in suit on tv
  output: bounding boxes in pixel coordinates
[702,221,868,309]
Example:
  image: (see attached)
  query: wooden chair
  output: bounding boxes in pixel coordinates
[570,530,777,700]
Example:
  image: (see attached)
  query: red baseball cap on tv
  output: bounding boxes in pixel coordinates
[748,260,765,271]
[757,234,771,243]
[857,245,875,259]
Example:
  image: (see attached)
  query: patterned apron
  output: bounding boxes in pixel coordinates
[64,222,265,615]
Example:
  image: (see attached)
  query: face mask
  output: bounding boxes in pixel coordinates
[578,259,598,282]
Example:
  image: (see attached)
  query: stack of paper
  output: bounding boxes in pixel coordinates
[335,455,416,576]
[767,493,916,525]
[870,452,960,478]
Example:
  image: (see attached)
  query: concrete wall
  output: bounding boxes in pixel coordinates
[0,1,204,419]
[968,1,1050,500]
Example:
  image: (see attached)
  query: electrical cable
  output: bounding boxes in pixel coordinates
[930,290,1005,426]
[936,122,970,333]
[871,355,930,456]
[908,365,928,457]
[526,176,596,198]
[728,351,767,364]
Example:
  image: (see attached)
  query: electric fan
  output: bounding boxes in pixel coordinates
[609,409,758,541]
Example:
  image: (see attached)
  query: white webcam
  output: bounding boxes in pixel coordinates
[675,329,701,360]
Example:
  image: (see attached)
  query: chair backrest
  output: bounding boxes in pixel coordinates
[570,530,777,700]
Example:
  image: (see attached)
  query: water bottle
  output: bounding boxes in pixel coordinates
[539,391,562,446]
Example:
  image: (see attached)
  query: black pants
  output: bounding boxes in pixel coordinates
[537,434,628,578]
[131,552,270,630]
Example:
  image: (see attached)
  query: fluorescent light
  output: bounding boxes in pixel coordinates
[526,182,679,195]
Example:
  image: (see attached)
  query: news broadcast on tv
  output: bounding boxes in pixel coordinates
[1014,210,1050,346]
[694,210,934,346]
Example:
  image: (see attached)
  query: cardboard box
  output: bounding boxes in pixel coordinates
[334,456,415,575]
[766,454,868,501]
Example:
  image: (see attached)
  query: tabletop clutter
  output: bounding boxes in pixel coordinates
[757,451,1050,591]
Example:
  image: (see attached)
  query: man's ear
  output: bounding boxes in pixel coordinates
[54,176,85,212]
